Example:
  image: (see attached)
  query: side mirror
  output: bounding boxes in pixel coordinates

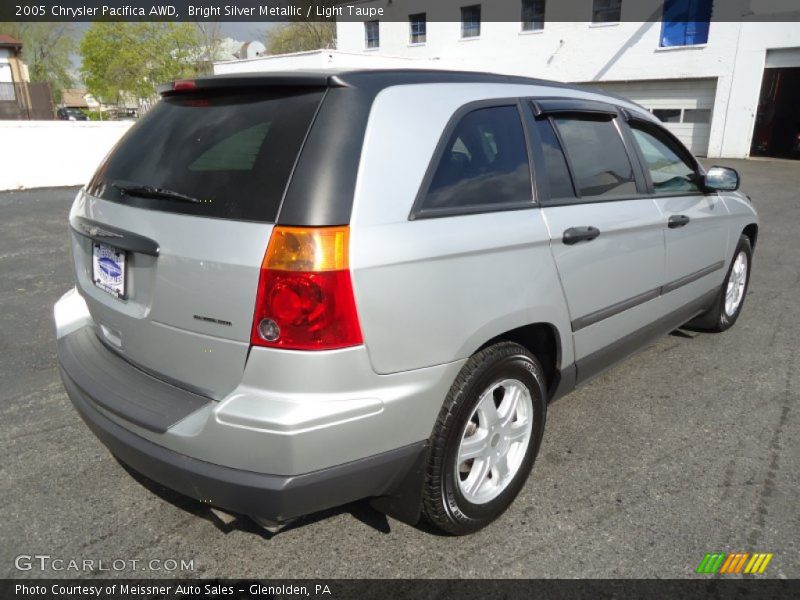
[704,166,740,192]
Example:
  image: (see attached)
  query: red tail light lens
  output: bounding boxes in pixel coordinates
[250,226,362,350]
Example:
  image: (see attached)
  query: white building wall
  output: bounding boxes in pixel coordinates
[336,14,800,158]
[720,22,800,157]
[0,121,134,190]
[214,49,428,74]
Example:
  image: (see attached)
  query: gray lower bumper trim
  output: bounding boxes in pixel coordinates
[57,327,211,433]
[60,364,426,521]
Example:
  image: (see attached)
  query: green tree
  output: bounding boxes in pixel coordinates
[0,22,76,100]
[80,22,199,104]
[265,22,336,55]
[193,22,225,75]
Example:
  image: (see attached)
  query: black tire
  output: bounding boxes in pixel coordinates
[688,234,753,332]
[422,342,547,535]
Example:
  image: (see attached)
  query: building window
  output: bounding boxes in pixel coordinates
[592,0,622,23]
[461,5,481,38]
[409,13,427,44]
[652,109,682,123]
[660,0,712,47]
[0,64,15,101]
[521,0,546,31]
[364,20,380,49]
[652,108,711,124]
[683,108,711,123]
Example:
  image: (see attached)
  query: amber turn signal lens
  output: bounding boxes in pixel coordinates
[251,226,362,350]
[263,226,349,272]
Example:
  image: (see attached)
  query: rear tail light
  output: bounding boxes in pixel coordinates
[172,79,196,92]
[250,226,362,351]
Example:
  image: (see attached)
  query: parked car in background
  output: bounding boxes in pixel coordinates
[54,70,758,535]
[56,107,88,121]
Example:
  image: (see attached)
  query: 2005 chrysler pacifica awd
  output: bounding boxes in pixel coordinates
[55,70,758,534]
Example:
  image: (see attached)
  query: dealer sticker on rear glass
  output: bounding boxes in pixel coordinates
[92,242,126,298]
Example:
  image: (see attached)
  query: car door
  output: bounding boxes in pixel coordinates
[525,99,667,383]
[625,119,729,314]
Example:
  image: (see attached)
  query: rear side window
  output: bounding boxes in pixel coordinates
[552,116,637,198]
[88,90,324,222]
[419,105,532,214]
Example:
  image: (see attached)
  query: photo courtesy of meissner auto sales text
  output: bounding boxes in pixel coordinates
[0,0,798,598]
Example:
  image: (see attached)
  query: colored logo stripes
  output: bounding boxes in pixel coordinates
[696,552,774,574]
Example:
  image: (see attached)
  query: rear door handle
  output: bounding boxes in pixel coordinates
[563,226,601,245]
[668,214,691,229]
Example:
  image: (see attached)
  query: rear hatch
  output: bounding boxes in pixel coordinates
[69,85,325,399]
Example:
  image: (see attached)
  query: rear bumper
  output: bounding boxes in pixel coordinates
[60,354,426,522]
[54,288,455,521]
[55,288,462,476]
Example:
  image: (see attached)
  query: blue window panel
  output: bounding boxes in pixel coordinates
[661,0,712,47]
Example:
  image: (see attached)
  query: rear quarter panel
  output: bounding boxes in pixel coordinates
[349,83,576,375]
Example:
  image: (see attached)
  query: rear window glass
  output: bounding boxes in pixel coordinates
[88,90,324,222]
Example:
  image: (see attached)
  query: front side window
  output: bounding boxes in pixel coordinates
[461,5,481,38]
[630,123,701,194]
[592,0,622,23]
[364,20,380,49]
[534,118,575,200]
[420,105,532,213]
[552,116,637,198]
[409,13,427,44]
[521,0,546,31]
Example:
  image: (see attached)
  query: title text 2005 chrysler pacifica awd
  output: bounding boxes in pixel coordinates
[55,70,757,535]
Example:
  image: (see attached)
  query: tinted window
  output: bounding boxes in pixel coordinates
[422,106,532,212]
[409,13,426,43]
[89,90,324,222]
[521,0,546,31]
[365,20,380,48]
[461,5,481,38]
[631,123,701,194]
[653,109,682,123]
[553,116,637,198]
[535,118,575,200]
[683,108,711,123]
[592,0,622,22]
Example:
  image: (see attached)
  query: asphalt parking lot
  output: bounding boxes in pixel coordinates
[1,158,798,579]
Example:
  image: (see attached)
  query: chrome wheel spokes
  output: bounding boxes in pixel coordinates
[724,251,748,317]
[456,379,534,504]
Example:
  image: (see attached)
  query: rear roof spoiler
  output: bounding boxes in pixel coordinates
[158,73,346,96]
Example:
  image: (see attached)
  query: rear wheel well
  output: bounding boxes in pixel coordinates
[743,223,758,249]
[478,323,560,393]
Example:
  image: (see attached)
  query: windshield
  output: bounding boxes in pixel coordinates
[87,89,325,222]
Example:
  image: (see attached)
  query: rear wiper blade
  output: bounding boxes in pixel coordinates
[112,183,204,204]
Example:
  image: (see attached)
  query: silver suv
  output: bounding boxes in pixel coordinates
[55,70,758,535]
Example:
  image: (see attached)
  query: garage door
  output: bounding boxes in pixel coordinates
[581,79,718,156]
